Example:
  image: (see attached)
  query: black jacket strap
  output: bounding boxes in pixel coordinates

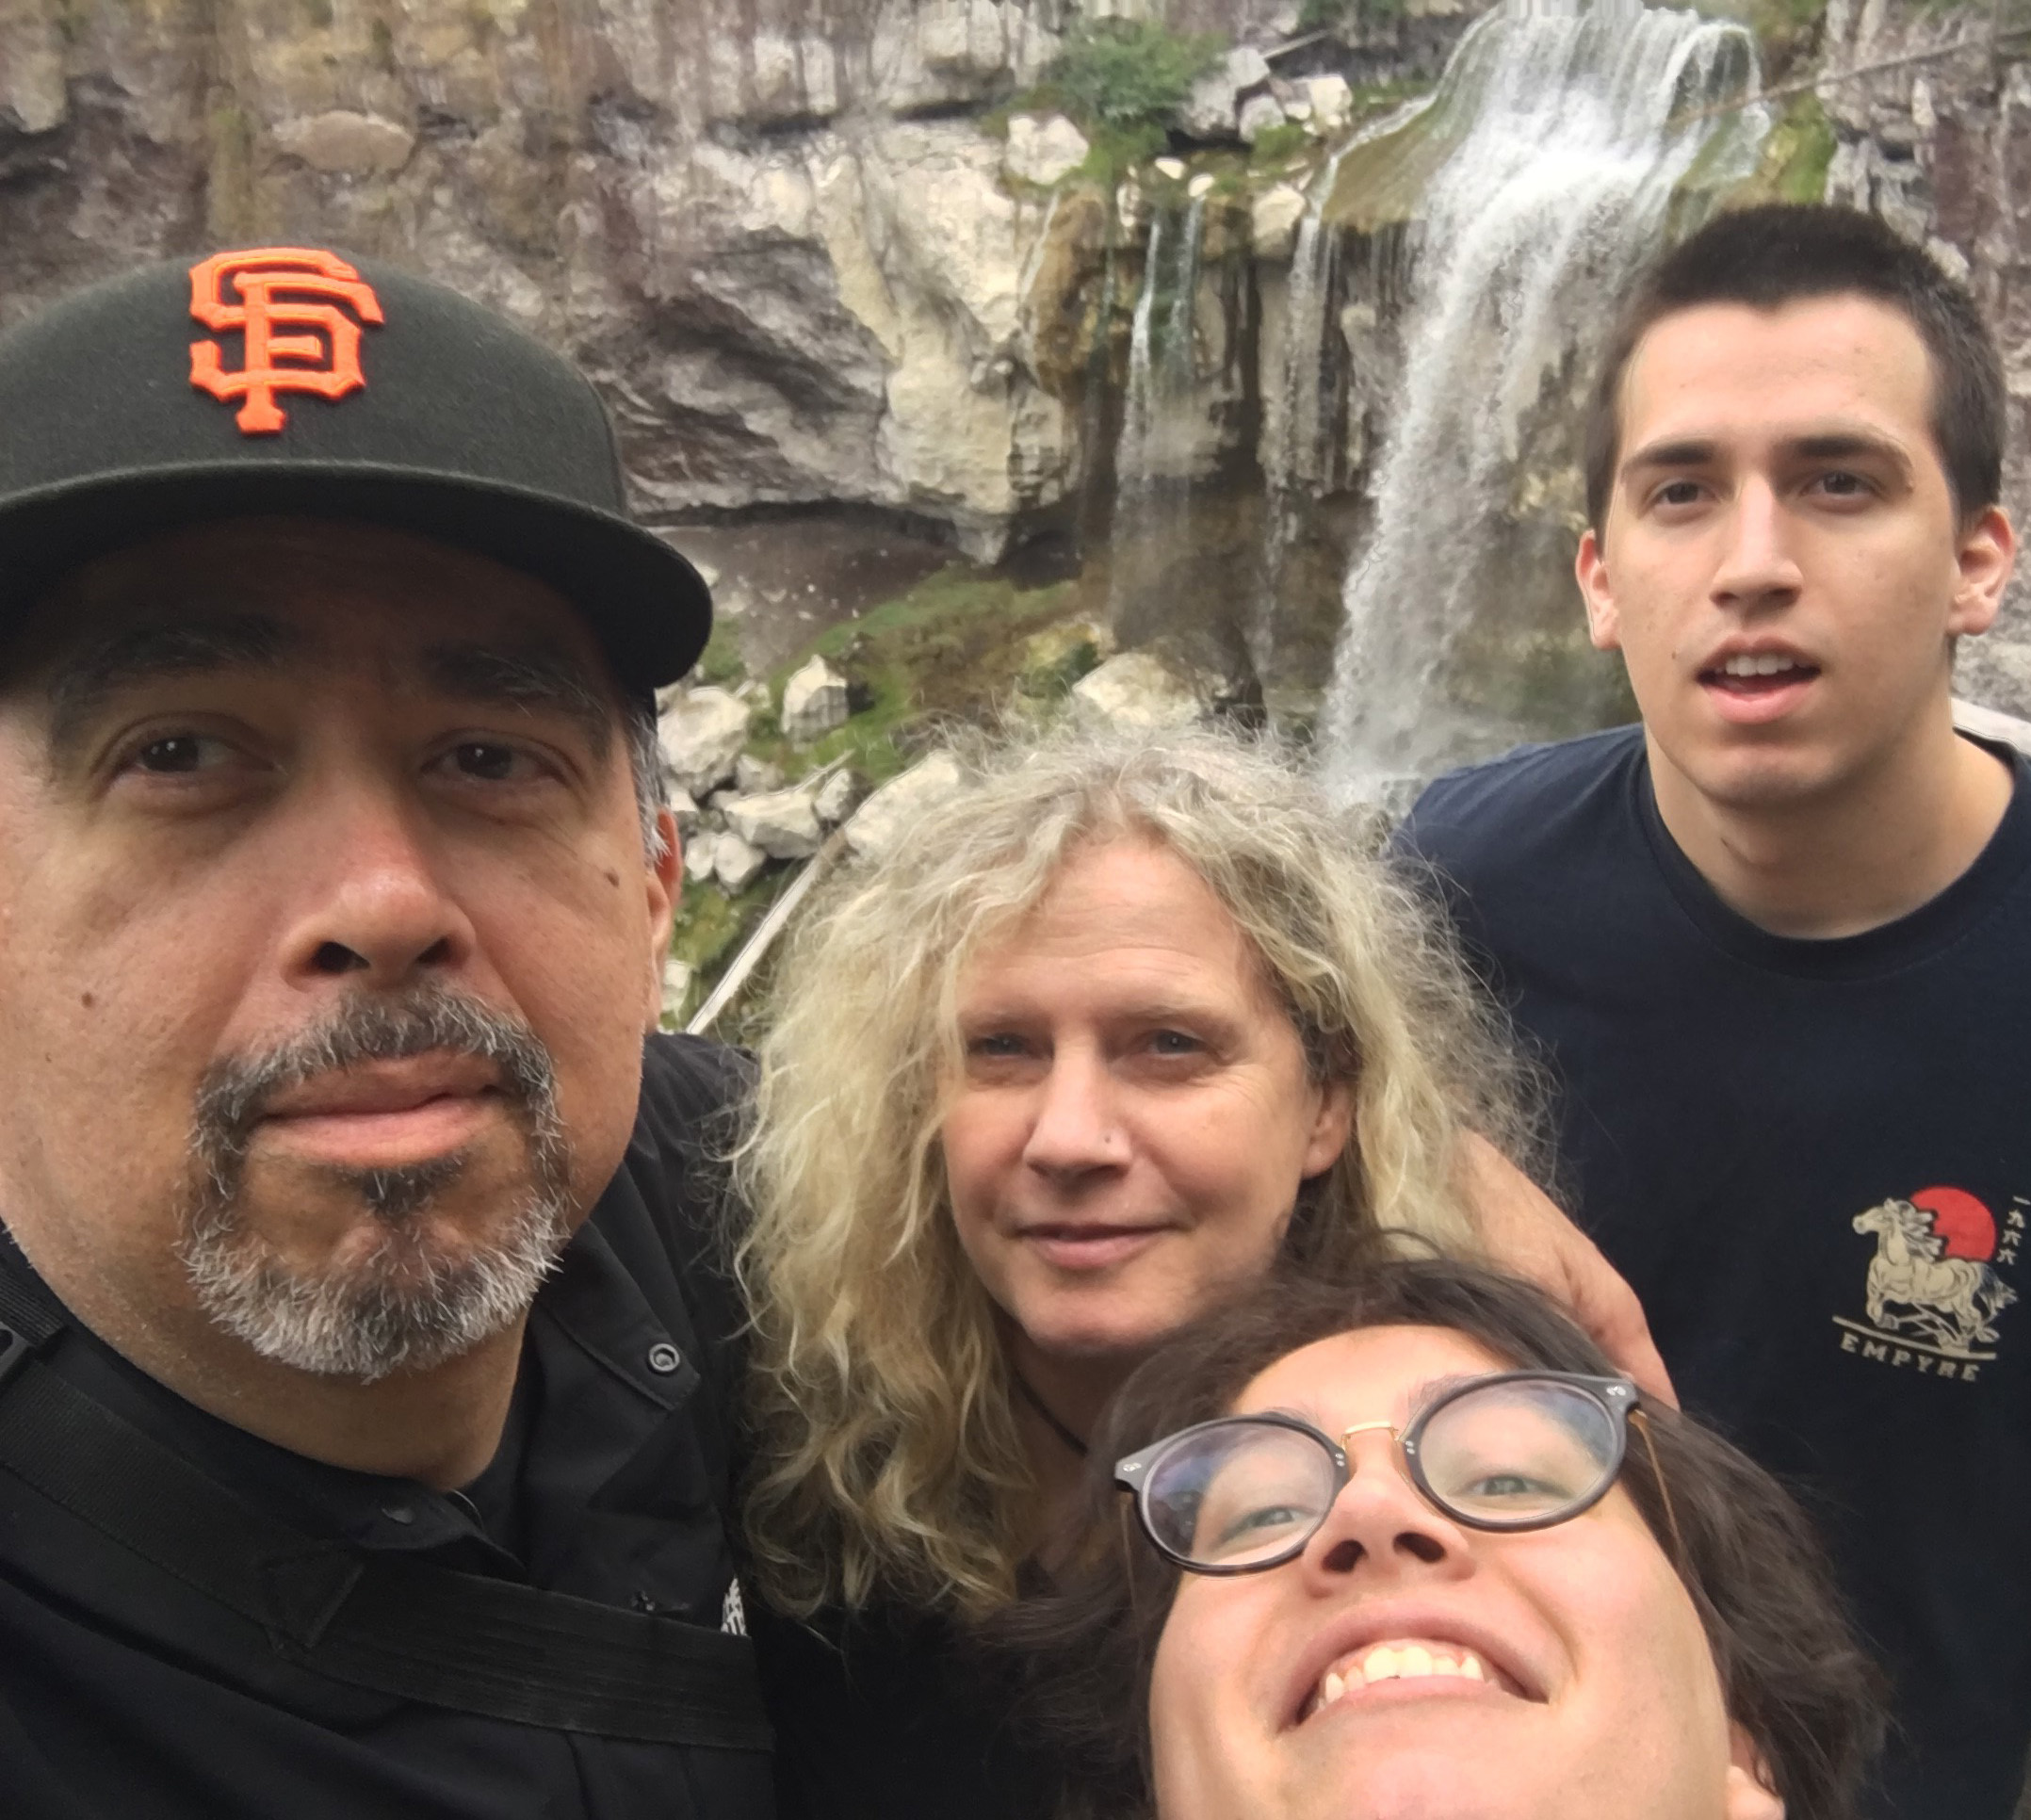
[0,1324,771,1752]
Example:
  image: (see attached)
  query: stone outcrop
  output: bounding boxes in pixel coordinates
[726,786,825,861]
[1070,649,1208,732]
[782,655,853,743]
[844,751,966,860]
[1816,0,2031,713]
[0,0,1292,568]
[658,688,753,798]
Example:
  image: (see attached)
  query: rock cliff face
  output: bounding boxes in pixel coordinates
[6,0,2030,727]
[0,0,1286,563]
[1817,0,2031,712]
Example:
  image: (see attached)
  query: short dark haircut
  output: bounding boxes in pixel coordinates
[1004,1259,1885,1820]
[1584,203,2005,533]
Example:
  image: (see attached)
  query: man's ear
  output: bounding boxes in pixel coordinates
[1722,1723,1784,1820]
[644,806,681,1032]
[1576,528,1621,652]
[1948,504,2016,639]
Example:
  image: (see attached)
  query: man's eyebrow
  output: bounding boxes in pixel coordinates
[45,613,301,757]
[1619,437,1717,480]
[1621,430,1914,482]
[420,641,617,755]
[1788,431,1913,478]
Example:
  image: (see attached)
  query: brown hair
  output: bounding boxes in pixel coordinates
[1006,1259,1884,1820]
[1584,203,2004,533]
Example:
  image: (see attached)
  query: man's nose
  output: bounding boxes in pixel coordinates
[1711,477,1804,609]
[1299,1436,1474,1586]
[1020,1045,1128,1178]
[273,774,476,988]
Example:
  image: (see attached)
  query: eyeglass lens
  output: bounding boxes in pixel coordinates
[1142,1379,1622,1569]
[1414,1379,1619,1524]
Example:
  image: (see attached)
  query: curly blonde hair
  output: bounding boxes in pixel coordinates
[735,725,1535,1620]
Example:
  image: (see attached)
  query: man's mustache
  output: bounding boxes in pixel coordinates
[191,988,560,1181]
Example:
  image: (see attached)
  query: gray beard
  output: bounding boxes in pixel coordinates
[176,988,576,1383]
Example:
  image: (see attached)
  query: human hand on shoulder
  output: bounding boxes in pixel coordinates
[1456,1132,1678,1406]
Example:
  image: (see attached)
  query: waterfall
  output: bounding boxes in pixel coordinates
[1110,197,1211,635]
[1320,0,1766,804]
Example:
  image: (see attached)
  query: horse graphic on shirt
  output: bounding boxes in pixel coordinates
[1853,1198,2017,1355]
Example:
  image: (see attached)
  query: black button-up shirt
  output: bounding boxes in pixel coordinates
[0,1034,773,1820]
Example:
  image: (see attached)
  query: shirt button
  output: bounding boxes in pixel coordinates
[382,1503,415,1525]
[646,1341,682,1375]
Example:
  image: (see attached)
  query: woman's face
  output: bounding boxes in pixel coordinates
[1148,1325,1783,1820]
[940,837,1350,1383]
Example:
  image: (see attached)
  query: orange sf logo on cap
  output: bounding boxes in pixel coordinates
[187,248,384,435]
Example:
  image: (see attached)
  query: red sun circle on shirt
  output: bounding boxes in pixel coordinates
[1909,1186,1996,1261]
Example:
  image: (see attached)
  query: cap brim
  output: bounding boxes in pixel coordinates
[0,463,711,695]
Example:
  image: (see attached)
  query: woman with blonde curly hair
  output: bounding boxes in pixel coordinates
[735,725,1653,1820]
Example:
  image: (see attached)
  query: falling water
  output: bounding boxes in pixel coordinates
[1321,0,1766,804]
[1110,196,1213,634]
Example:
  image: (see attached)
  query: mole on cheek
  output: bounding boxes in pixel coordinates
[79,990,95,1009]
[604,868,622,888]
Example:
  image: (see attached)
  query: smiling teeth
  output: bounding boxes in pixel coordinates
[1720,653,1801,677]
[1311,1639,1492,1714]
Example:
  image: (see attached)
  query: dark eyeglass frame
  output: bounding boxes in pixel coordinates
[1114,1370,1667,1576]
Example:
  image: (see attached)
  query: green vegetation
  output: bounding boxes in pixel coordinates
[692,616,747,689]
[737,565,1080,784]
[1250,121,1313,165]
[1043,19,1225,131]
[1695,88,1833,221]
[666,867,792,1027]
[1009,19,1226,181]
[1301,0,1405,24]
[1766,91,1836,203]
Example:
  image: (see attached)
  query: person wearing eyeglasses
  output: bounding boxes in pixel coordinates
[1014,1259,1883,1820]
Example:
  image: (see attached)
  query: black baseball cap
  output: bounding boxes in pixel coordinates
[0,246,711,694]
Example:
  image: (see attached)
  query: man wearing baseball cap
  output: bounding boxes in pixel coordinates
[0,249,772,1816]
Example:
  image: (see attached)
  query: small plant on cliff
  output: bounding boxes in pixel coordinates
[1042,19,1225,135]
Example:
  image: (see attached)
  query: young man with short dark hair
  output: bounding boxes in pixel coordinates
[1401,203,2026,1818]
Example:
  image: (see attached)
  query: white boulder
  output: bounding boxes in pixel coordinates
[1303,74,1353,134]
[682,830,718,885]
[1239,93,1287,146]
[1004,113,1090,187]
[713,831,769,891]
[1188,172,1216,201]
[1070,650,1206,734]
[1153,156,1187,182]
[1250,185,1308,261]
[735,753,785,794]
[726,786,824,860]
[1182,46,1274,141]
[813,768,861,827]
[658,687,753,797]
[844,752,965,861]
[781,655,852,744]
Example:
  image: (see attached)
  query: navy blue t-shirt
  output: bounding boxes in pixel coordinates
[1403,724,2031,1820]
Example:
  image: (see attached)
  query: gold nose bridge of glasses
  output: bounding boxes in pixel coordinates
[1339,1419,1400,1448]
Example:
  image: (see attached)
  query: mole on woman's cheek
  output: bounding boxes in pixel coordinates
[604,868,621,888]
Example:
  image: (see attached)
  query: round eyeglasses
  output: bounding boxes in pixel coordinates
[1114,1372,1647,1574]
